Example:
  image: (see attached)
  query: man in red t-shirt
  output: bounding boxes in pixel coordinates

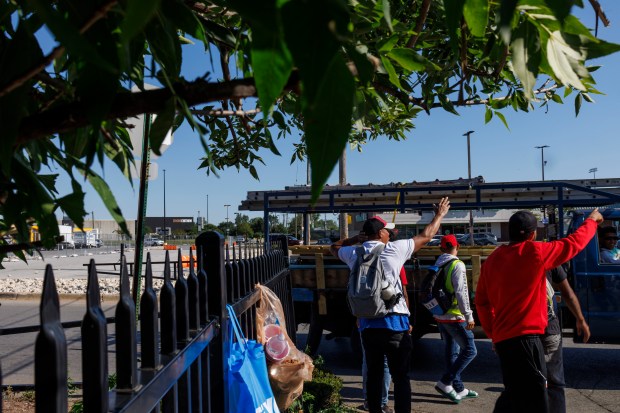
[476,209,602,412]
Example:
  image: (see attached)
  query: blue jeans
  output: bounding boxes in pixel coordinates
[361,330,390,406]
[437,321,477,393]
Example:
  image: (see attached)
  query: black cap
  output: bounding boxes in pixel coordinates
[509,211,538,241]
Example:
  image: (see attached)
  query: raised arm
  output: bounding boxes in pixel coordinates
[329,234,364,257]
[412,197,450,253]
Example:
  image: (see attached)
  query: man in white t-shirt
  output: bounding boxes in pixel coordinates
[330,197,451,413]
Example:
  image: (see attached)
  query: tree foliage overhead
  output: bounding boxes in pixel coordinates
[1,0,618,262]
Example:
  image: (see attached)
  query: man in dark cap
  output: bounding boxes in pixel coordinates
[330,197,451,413]
[476,209,603,413]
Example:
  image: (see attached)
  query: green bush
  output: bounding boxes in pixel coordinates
[287,355,355,413]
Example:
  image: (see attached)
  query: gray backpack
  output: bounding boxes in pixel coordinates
[347,244,391,318]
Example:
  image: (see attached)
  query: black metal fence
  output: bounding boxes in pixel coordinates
[0,232,293,413]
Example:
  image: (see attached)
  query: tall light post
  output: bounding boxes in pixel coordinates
[463,130,475,245]
[224,204,231,237]
[206,194,209,225]
[163,169,168,244]
[535,145,550,181]
[535,146,550,240]
[163,169,167,242]
[589,167,598,179]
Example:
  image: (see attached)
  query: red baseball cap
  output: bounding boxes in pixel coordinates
[440,234,458,249]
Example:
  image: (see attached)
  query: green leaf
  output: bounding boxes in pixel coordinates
[443,0,465,51]
[161,0,207,44]
[56,184,87,228]
[306,53,355,203]
[80,167,129,236]
[510,21,540,99]
[574,93,582,116]
[582,92,594,103]
[499,0,519,44]
[149,97,176,156]
[484,106,493,123]
[120,0,161,43]
[380,55,402,89]
[546,30,586,90]
[251,31,293,118]
[377,35,400,53]
[494,110,509,130]
[388,48,440,72]
[145,13,182,79]
[463,0,489,37]
[28,0,116,73]
[382,0,393,32]
[0,86,29,175]
[550,93,563,104]
[543,0,574,25]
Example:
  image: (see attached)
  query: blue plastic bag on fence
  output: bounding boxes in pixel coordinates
[227,304,280,413]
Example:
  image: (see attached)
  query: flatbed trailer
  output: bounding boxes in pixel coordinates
[244,178,620,352]
[289,244,496,353]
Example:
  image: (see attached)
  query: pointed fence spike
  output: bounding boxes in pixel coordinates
[86,259,100,308]
[164,250,171,283]
[145,252,153,290]
[189,248,195,276]
[177,248,184,279]
[36,264,68,411]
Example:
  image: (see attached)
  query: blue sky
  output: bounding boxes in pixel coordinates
[55,4,620,226]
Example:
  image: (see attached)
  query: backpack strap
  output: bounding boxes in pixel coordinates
[443,259,462,293]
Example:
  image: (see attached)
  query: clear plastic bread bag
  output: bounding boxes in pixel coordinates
[256,284,314,410]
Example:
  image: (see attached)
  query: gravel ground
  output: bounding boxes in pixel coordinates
[0,247,183,296]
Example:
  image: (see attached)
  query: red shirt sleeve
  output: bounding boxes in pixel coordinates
[539,218,598,271]
[399,266,408,286]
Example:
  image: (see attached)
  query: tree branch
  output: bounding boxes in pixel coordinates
[0,0,118,99]
[406,0,431,49]
[191,108,262,117]
[16,72,300,146]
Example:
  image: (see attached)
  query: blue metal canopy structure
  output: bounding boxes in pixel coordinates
[240,177,620,242]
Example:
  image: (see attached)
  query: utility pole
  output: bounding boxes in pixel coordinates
[535,145,550,240]
[535,145,550,181]
[206,194,209,225]
[163,169,167,242]
[224,204,231,238]
[339,149,348,240]
[463,130,475,246]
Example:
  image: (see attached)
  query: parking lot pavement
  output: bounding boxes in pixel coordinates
[0,247,184,280]
[304,329,620,413]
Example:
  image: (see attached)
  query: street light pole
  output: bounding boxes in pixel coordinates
[535,145,550,181]
[589,167,598,179]
[224,204,231,238]
[206,194,209,225]
[463,130,475,246]
[535,145,550,240]
[163,169,166,243]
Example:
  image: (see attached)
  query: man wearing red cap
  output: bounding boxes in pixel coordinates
[330,197,451,413]
[432,234,478,404]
